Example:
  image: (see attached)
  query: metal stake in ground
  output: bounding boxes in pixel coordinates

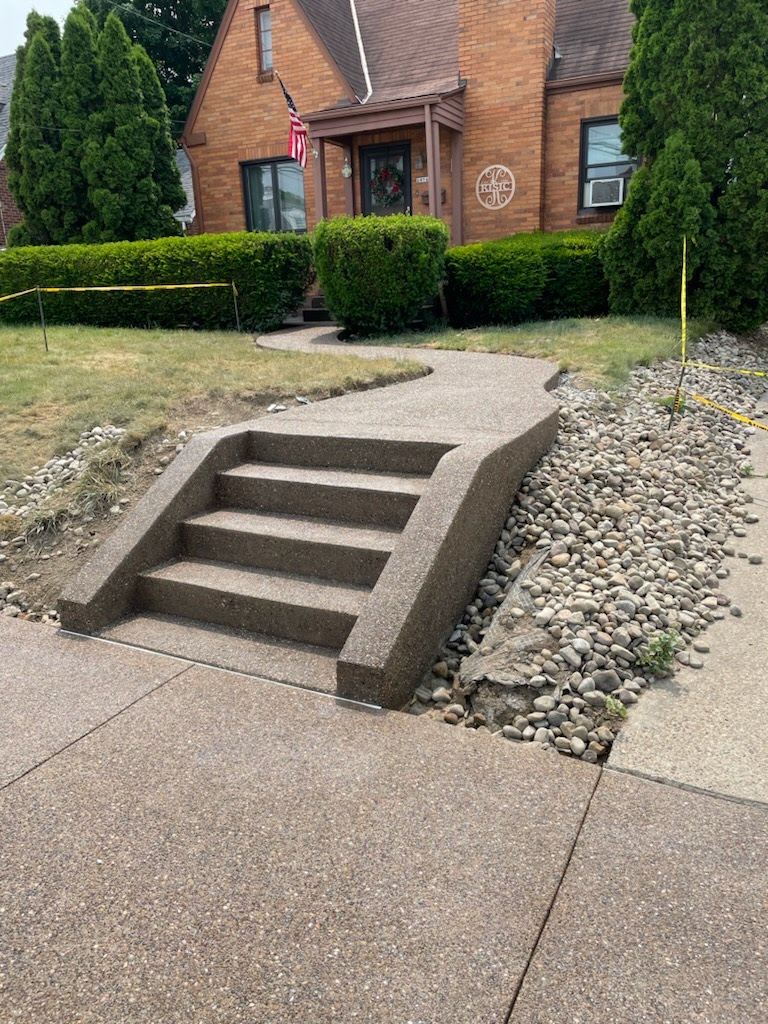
[36,285,49,353]
[668,236,688,431]
[232,282,241,332]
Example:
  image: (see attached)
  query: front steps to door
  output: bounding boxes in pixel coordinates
[59,352,559,708]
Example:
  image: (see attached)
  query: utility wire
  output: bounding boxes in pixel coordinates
[98,0,213,49]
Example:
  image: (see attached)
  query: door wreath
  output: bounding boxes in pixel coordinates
[370,164,405,207]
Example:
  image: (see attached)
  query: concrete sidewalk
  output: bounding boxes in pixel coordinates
[1,616,766,1023]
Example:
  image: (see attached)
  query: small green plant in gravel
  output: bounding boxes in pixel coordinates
[740,462,755,477]
[604,695,628,719]
[638,630,682,675]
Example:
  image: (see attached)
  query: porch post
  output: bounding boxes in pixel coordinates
[343,144,355,215]
[424,103,439,218]
[432,119,442,220]
[451,129,464,244]
[314,137,328,224]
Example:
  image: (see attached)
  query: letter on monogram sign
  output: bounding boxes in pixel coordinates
[475,165,516,210]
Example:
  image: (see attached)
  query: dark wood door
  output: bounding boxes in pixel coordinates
[361,143,411,216]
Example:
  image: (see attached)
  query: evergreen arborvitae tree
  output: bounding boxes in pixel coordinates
[83,0,227,128]
[604,0,768,331]
[6,31,64,246]
[5,14,64,246]
[82,13,181,242]
[133,45,186,230]
[59,5,100,241]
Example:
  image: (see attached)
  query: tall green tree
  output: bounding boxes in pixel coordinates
[133,45,187,219]
[83,0,227,129]
[82,12,181,242]
[5,14,64,246]
[59,5,100,241]
[6,30,64,246]
[604,0,768,330]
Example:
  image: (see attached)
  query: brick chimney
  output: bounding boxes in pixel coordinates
[458,0,557,242]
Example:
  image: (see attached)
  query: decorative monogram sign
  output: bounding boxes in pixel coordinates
[475,165,516,210]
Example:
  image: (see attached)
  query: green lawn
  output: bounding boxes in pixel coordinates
[0,324,420,481]
[374,316,708,388]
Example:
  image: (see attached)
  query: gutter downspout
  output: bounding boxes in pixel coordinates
[349,0,373,103]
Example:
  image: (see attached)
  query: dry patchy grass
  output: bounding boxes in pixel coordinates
[375,316,710,388]
[0,324,419,480]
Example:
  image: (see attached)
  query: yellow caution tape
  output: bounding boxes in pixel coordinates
[0,288,37,304]
[41,283,232,293]
[688,392,768,432]
[683,361,768,379]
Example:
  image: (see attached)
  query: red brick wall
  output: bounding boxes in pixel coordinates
[458,0,556,243]
[0,161,23,248]
[543,82,625,232]
[187,0,349,233]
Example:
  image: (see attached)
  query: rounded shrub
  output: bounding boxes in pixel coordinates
[313,215,449,335]
[0,231,314,332]
[444,230,608,328]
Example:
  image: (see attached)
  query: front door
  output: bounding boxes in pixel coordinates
[361,143,411,216]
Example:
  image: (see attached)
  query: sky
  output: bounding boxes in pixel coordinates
[2,0,74,55]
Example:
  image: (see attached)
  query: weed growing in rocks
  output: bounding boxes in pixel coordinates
[637,630,682,675]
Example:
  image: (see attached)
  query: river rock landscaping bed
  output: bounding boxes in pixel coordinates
[412,329,766,761]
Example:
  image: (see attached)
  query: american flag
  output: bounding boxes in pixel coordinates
[276,73,308,169]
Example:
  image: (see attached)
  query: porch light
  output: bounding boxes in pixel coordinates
[341,157,353,179]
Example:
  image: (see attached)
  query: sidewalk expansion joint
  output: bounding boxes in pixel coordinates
[605,764,768,812]
[502,767,602,1024]
[58,628,383,712]
[0,659,194,794]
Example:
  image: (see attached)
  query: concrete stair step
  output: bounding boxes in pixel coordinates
[100,612,340,694]
[218,463,428,528]
[138,558,368,649]
[182,509,397,586]
[251,433,451,475]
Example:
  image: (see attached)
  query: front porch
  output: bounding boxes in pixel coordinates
[306,88,465,245]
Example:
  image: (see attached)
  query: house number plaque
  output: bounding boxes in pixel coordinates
[475,165,516,210]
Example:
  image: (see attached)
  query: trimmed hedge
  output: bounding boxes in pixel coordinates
[445,230,608,328]
[314,215,449,335]
[0,232,314,331]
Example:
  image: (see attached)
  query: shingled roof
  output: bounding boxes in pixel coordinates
[551,0,634,82]
[295,0,460,106]
[0,54,17,158]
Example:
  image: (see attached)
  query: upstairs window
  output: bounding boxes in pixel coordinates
[242,159,306,233]
[256,7,273,76]
[580,118,637,211]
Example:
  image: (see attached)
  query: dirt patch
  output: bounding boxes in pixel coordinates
[1,393,272,616]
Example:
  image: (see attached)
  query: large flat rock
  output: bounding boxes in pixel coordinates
[0,660,598,1023]
[0,617,188,787]
[509,771,768,1024]
[609,424,768,804]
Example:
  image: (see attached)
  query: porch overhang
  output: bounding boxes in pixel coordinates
[305,86,465,140]
[307,86,465,243]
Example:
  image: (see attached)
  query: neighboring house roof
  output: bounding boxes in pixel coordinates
[551,0,634,81]
[0,53,17,160]
[174,148,196,224]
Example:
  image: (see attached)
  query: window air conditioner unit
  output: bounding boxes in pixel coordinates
[589,177,624,207]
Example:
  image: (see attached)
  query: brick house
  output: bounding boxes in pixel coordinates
[183,0,637,245]
[0,54,23,249]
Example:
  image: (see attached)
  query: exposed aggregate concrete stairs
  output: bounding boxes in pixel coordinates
[60,328,560,708]
[102,436,438,696]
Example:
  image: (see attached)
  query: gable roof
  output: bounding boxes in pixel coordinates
[296,0,459,108]
[0,53,17,158]
[293,0,368,101]
[551,0,634,82]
